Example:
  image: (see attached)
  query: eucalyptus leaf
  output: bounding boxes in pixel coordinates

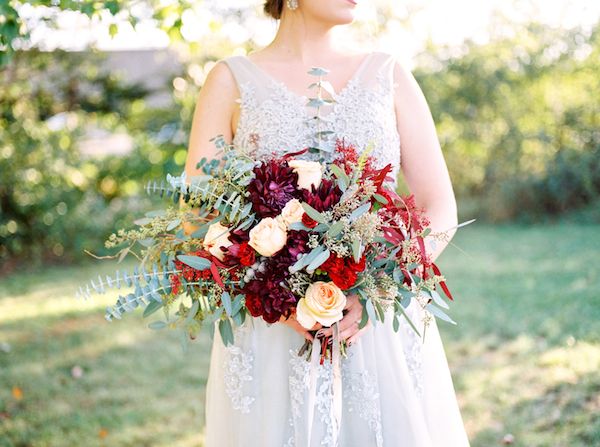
[326,221,344,238]
[397,305,421,336]
[290,246,325,273]
[349,202,371,222]
[308,67,329,76]
[166,219,181,231]
[177,255,212,271]
[148,320,167,330]
[365,299,378,324]
[289,222,311,231]
[374,300,386,322]
[218,319,235,346]
[221,291,233,317]
[426,303,456,325]
[373,193,389,204]
[185,299,200,324]
[329,164,349,185]
[358,304,370,329]
[352,238,362,263]
[143,299,164,318]
[301,203,328,224]
[430,289,449,309]
[307,249,331,273]
[133,217,153,226]
[307,98,327,109]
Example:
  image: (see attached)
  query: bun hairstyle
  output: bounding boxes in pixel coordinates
[264,0,284,19]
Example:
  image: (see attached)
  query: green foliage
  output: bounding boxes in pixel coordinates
[414,21,600,222]
[1,0,198,66]
[0,50,182,270]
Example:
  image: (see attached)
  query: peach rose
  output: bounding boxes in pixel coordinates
[202,222,232,261]
[296,281,347,329]
[249,217,287,257]
[288,159,323,190]
[279,199,304,226]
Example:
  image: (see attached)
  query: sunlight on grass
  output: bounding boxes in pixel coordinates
[1,223,599,446]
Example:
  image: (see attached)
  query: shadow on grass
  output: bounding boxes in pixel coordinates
[1,305,213,447]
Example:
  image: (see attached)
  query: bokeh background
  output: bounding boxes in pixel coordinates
[1,0,599,446]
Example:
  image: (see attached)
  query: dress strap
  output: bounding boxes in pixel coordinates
[221,55,272,103]
[355,51,397,91]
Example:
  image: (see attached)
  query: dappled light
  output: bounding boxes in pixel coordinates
[1,0,599,445]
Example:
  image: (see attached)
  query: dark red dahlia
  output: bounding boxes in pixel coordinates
[286,229,310,261]
[302,178,342,212]
[243,271,297,323]
[245,293,264,318]
[247,159,301,218]
[241,232,308,323]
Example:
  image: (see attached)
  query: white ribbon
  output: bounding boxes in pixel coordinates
[303,323,343,447]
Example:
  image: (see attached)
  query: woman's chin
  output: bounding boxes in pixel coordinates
[330,12,356,25]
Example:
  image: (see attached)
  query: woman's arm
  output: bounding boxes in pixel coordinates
[180,61,239,236]
[181,58,316,341]
[324,58,460,344]
[392,59,458,264]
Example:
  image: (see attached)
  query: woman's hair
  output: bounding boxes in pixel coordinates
[264,0,284,20]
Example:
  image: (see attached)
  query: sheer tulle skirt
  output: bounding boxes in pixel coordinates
[204,299,470,447]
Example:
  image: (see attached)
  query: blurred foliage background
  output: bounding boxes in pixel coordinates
[1,0,599,271]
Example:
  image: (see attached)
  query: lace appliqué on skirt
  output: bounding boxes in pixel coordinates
[223,323,255,414]
[285,348,383,447]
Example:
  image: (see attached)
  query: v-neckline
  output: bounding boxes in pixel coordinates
[241,51,375,102]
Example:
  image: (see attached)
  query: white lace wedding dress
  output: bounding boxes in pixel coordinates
[204,51,471,447]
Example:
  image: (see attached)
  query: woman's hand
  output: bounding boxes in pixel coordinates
[317,293,371,345]
[280,313,322,341]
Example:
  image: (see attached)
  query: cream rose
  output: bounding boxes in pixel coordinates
[296,281,347,329]
[202,222,232,261]
[279,199,304,226]
[248,217,287,257]
[288,159,323,190]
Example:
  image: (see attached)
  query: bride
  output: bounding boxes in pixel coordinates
[184,0,471,446]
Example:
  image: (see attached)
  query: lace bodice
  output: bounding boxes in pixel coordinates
[221,51,402,183]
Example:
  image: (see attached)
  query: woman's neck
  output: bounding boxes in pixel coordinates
[264,16,347,65]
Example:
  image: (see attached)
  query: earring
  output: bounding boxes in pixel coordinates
[287,0,299,10]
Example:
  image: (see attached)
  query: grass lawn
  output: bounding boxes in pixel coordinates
[1,223,599,446]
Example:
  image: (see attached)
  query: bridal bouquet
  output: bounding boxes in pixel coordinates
[78,66,472,361]
[78,135,469,360]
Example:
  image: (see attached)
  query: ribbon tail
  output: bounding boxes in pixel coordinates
[305,335,321,446]
[331,323,343,447]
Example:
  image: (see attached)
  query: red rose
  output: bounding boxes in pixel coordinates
[321,253,345,275]
[347,255,366,273]
[302,212,319,228]
[238,242,256,267]
[320,253,359,290]
[329,269,358,290]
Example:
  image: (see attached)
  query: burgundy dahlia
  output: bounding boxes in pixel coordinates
[247,159,301,218]
[243,269,297,323]
[285,229,310,261]
[241,231,308,323]
[302,178,343,212]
